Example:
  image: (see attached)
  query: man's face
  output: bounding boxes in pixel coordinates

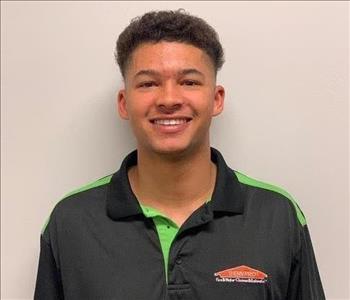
[118,41,224,157]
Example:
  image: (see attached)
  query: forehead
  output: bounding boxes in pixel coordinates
[126,41,215,79]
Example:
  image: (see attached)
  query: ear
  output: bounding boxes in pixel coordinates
[212,85,225,117]
[117,89,129,120]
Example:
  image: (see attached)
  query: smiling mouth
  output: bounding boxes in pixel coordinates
[150,118,192,126]
[149,117,192,135]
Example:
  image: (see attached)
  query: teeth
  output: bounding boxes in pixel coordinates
[153,119,188,126]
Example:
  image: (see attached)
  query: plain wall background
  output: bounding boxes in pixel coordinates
[1,1,348,299]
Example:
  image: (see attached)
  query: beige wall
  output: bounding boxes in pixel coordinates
[1,1,348,299]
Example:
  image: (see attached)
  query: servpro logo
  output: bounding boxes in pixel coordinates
[214,265,268,284]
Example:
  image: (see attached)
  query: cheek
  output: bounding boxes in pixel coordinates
[196,93,216,115]
[126,94,153,119]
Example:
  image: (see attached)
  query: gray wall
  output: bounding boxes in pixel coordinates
[1,1,348,299]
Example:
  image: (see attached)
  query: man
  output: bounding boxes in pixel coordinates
[34,10,325,299]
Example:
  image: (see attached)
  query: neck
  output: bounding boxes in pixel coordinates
[128,144,216,212]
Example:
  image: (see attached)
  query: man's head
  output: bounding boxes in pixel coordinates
[115,9,224,79]
[116,10,225,158]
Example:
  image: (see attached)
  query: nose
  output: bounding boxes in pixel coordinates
[156,81,183,113]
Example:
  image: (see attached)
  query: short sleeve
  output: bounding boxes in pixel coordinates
[286,224,326,299]
[34,235,64,299]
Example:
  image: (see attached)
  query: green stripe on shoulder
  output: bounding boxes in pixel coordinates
[234,171,307,226]
[63,174,113,198]
[41,174,113,234]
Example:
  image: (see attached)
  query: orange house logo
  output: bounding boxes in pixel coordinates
[214,265,268,284]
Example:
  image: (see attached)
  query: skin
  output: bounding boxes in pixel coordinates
[117,41,225,226]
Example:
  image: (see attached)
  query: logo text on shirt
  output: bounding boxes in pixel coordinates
[214,265,268,284]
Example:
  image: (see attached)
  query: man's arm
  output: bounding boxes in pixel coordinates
[34,235,64,300]
[287,224,326,300]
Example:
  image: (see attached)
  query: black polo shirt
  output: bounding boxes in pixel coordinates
[34,147,325,299]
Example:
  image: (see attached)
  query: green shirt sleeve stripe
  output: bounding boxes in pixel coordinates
[234,171,307,226]
[41,174,113,234]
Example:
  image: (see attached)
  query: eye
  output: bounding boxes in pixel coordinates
[138,81,157,88]
[182,80,200,86]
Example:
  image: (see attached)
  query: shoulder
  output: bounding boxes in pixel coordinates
[233,170,307,227]
[41,174,114,236]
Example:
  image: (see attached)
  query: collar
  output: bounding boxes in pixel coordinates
[106,147,244,221]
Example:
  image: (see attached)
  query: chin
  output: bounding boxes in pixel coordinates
[147,142,193,158]
[155,145,187,154]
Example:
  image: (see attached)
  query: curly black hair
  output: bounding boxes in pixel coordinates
[115,9,224,78]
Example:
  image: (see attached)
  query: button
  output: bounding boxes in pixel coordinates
[175,257,182,265]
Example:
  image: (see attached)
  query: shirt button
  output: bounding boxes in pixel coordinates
[175,257,182,265]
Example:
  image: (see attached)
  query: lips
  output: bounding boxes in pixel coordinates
[149,117,192,134]
[150,117,192,125]
[152,118,190,126]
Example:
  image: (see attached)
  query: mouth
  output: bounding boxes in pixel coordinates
[149,117,192,134]
[150,117,192,126]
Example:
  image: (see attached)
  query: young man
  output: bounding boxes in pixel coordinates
[34,10,325,299]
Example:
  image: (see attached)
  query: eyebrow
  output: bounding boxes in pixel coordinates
[133,68,205,79]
